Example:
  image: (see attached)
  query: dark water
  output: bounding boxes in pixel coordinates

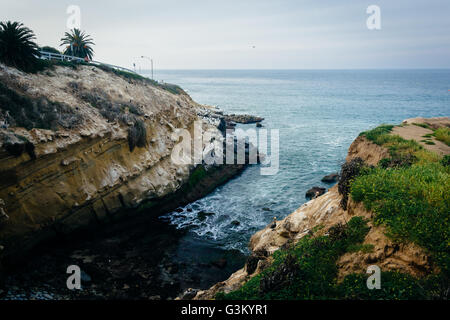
[147,69,450,253]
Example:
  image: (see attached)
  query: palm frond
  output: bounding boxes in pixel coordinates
[60,28,95,60]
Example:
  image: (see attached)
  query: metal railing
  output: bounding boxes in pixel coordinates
[38,50,137,74]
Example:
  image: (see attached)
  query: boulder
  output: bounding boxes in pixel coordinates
[197,211,215,221]
[305,187,326,199]
[179,288,199,300]
[230,220,240,226]
[321,173,339,183]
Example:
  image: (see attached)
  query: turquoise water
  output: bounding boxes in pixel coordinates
[147,69,450,253]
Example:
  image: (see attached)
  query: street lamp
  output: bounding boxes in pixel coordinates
[141,56,154,80]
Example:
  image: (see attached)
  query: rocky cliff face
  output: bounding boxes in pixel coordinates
[194,135,437,300]
[0,63,244,268]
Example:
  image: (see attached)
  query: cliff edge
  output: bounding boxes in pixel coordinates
[0,63,244,268]
[194,117,449,300]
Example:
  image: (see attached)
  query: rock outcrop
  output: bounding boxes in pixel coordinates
[194,126,438,300]
[0,63,245,269]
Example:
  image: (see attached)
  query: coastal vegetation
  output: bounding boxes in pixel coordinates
[95,64,186,95]
[0,81,81,130]
[39,46,60,54]
[217,216,443,299]
[351,125,449,275]
[434,127,450,146]
[218,123,449,300]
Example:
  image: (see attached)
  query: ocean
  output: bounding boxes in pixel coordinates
[144,69,450,254]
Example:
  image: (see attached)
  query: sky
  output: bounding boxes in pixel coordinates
[1,0,450,69]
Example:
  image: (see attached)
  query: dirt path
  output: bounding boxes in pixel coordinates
[392,117,450,156]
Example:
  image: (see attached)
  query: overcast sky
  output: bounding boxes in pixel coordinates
[2,0,450,69]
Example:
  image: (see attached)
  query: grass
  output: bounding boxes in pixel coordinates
[347,243,374,254]
[353,124,450,275]
[94,64,186,95]
[217,217,370,300]
[217,217,445,300]
[412,122,431,129]
[433,127,450,146]
[351,163,450,273]
[359,124,394,143]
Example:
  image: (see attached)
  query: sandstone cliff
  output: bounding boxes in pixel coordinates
[0,63,243,268]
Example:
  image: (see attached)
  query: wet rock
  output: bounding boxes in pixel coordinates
[174,208,184,213]
[211,258,227,269]
[81,270,92,283]
[321,173,339,183]
[305,187,326,199]
[223,114,264,124]
[179,288,199,300]
[262,207,271,211]
[197,211,215,221]
[230,220,240,226]
[256,123,263,128]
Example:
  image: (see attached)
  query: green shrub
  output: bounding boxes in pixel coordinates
[338,157,366,209]
[40,46,60,54]
[441,155,450,167]
[337,272,427,300]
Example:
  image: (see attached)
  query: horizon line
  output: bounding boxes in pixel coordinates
[142,68,450,71]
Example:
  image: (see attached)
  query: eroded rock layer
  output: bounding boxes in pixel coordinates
[0,63,244,267]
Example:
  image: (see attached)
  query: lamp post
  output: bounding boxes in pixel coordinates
[141,55,154,80]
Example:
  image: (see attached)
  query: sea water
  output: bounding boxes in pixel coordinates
[145,69,450,253]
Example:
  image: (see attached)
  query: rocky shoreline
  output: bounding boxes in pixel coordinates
[193,118,449,299]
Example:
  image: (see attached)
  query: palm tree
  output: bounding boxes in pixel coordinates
[60,28,94,60]
[0,21,40,71]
